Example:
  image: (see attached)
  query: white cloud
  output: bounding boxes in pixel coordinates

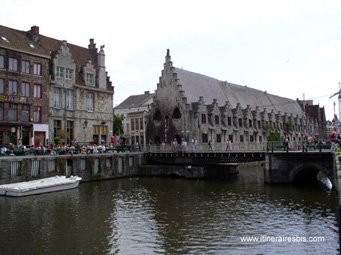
[1,0,341,119]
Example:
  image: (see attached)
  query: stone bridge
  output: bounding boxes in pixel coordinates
[144,151,338,187]
[264,151,336,187]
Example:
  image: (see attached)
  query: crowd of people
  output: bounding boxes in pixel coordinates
[0,142,119,157]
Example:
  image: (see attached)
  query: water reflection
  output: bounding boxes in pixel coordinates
[0,166,339,255]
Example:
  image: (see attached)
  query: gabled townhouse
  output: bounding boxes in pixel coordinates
[0,25,114,147]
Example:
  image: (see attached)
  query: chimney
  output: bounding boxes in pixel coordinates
[30,26,40,42]
[144,91,150,95]
[31,26,39,35]
[88,38,97,50]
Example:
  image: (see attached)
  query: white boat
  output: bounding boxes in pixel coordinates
[0,175,82,197]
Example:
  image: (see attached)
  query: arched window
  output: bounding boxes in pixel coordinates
[154,109,162,121]
[172,107,181,119]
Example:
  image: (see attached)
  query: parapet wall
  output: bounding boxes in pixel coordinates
[0,153,145,185]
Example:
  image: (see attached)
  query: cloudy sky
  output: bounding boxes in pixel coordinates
[1,0,341,120]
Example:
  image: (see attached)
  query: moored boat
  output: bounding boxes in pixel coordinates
[0,175,82,197]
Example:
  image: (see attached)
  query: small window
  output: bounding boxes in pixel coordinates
[215,115,219,125]
[153,110,162,121]
[8,103,17,121]
[53,87,62,107]
[8,80,18,95]
[33,84,41,98]
[86,93,94,112]
[0,55,5,69]
[56,66,64,78]
[239,118,243,127]
[9,57,18,71]
[21,82,30,97]
[216,134,221,143]
[201,114,206,124]
[0,79,4,94]
[21,60,30,73]
[22,105,30,122]
[66,68,73,80]
[131,119,135,131]
[227,117,232,126]
[202,133,208,143]
[86,73,94,85]
[0,103,3,120]
[33,106,41,122]
[33,63,42,75]
[240,135,244,143]
[66,89,73,110]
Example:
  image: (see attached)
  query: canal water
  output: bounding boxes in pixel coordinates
[0,167,339,255]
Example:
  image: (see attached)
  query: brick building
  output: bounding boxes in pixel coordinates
[0,25,113,146]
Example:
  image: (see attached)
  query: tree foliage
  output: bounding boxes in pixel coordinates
[113,114,124,135]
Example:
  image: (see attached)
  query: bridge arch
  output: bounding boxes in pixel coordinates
[289,162,329,184]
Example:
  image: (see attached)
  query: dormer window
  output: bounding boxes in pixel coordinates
[0,36,9,42]
[56,66,64,78]
[86,73,94,85]
[66,68,73,80]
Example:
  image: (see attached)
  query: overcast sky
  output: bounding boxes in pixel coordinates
[1,0,341,120]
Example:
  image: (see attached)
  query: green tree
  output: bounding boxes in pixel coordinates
[113,114,124,135]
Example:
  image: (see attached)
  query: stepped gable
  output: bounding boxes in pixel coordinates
[0,24,100,87]
[37,35,98,86]
[173,67,303,116]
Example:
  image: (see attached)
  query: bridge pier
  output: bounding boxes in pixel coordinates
[264,152,335,185]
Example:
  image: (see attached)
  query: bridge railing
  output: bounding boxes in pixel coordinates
[145,142,267,153]
[144,141,331,153]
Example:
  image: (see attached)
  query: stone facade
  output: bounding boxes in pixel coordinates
[48,39,114,145]
[115,91,154,146]
[146,50,326,150]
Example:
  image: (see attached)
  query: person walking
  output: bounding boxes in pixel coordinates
[208,140,212,151]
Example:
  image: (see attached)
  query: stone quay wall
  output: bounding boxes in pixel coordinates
[0,152,145,185]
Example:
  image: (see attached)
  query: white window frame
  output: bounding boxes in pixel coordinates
[21,82,30,97]
[66,89,73,110]
[33,84,41,98]
[0,55,4,69]
[66,68,73,80]
[9,57,18,71]
[86,92,94,112]
[56,66,64,78]
[33,63,42,76]
[21,60,30,74]
[86,73,94,85]
[8,80,18,95]
[53,87,62,108]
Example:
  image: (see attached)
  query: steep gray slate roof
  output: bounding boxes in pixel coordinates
[115,93,154,109]
[174,68,303,116]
